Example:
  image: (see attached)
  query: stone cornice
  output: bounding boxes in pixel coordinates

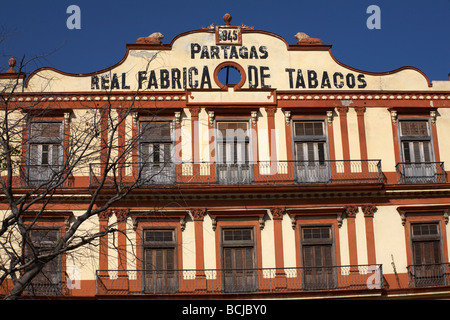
[5,91,450,104]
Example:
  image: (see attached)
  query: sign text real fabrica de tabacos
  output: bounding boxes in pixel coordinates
[90,42,367,91]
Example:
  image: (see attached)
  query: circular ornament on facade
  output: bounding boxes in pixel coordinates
[213,61,246,90]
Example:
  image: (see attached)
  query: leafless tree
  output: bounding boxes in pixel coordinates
[0,41,169,299]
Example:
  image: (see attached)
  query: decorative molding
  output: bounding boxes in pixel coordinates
[208,209,267,231]
[430,110,437,124]
[131,217,138,231]
[287,207,346,229]
[188,107,200,118]
[290,215,296,230]
[391,110,398,125]
[98,210,112,222]
[326,110,333,125]
[284,110,291,126]
[399,212,406,226]
[64,218,71,232]
[251,111,258,126]
[64,112,70,126]
[354,106,366,116]
[265,107,276,117]
[211,217,217,231]
[22,211,74,232]
[128,210,189,231]
[337,106,348,115]
[180,216,187,231]
[270,207,285,220]
[362,205,377,218]
[259,216,265,230]
[115,209,129,222]
[174,111,181,127]
[191,208,207,221]
[396,205,450,227]
[345,205,358,218]
[8,92,450,103]
[208,111,215,126]
[337,213,343,228]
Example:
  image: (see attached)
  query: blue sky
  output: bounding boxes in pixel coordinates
[1,0,449,81]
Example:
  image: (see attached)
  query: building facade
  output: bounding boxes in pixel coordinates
[1,14,450,299]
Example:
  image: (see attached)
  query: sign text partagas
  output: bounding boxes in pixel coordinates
[90,39,367,91]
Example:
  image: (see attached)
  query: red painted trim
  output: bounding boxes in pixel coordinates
[337,106,350,161]
[116,210,128,275]
[133,220,184,272]
[402,212,449,266]
[265,107,277,162]
[431,121,441,163]
[213,61,246,90]
[214,219,263,271]
[189,107,200,162]
[345,206,359,266]
[271,208,285,271]
[355,106,368,160]
[328,119,336,161]
[362,205,377,265]
[293,214,342,268]
[192,209,207,273]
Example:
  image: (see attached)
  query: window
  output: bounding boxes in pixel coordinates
[143,229,178,294]
[26,228,63,295]
[139,121,175,184]
[216,122,252,184]
[300,226,336,290]
[293,121,330,183]
[27,121,63,186]
[398,120,437,183]
[222,227,257,292]
[409,222,445,287]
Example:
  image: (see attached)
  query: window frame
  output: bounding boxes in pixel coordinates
[26,227,63,295]
[299,224,336,266]
[138,120,174,164]
[27,120,64,167]
[141,228,178,293]
[220,226,257,269]
[292,120,329,163]
[398,119,434,164]
[409,221,443,266]
[299,224,337,290]
[220,225,258,293]
[215,120,252,164]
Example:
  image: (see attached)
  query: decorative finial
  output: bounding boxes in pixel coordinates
[223,13,232,26]
[7,56,16,73]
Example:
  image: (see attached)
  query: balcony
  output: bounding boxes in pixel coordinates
[407,263,450,288]
[24,271,72,296]
[18,164,68,187]
[96,265,383,296]
[88,160,383,187]
[396,162,446,184]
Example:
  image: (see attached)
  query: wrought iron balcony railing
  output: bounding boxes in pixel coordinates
[96,265,383,296]
[88,160,384,187]
[18,164,70,188]
[396,162,446,184]
[24,271,73,296]
[407,263,450,288]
